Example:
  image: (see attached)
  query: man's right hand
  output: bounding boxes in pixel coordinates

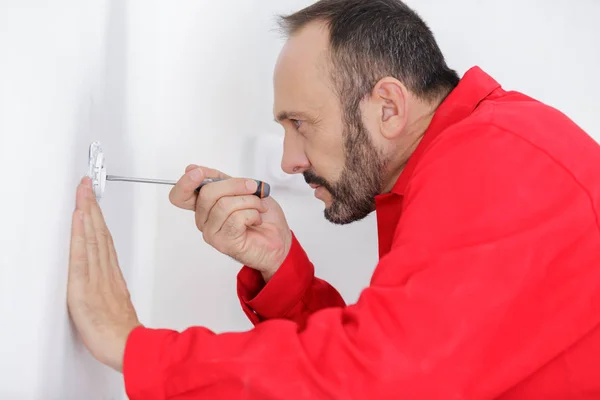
[169,165,293,282]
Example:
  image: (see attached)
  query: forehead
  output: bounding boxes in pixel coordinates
[273,22,334,120]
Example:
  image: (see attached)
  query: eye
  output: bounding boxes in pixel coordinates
[290,119,303,130]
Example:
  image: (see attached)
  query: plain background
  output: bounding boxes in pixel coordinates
[0,0,598,398]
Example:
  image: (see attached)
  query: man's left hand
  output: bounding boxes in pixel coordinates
[67,176,142,372]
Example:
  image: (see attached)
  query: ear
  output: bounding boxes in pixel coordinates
[372,77,409,140]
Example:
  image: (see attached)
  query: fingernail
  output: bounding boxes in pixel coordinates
[246,180,258,191]
[190,168,203,182]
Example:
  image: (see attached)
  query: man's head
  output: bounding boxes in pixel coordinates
[273,0,459,224]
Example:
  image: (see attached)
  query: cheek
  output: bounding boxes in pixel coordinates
[305,132,346,181]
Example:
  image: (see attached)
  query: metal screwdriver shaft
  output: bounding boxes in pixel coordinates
[105,174,271,198]
[106,175,177,186]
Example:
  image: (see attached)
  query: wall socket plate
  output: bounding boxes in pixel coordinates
[88,141,107,199]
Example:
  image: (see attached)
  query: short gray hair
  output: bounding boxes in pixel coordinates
[277,0,460,114]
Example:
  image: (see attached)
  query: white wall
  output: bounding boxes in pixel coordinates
[0,1,155,399]
[0,0,598,398]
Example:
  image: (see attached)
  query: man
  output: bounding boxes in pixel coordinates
[67,0,600,398]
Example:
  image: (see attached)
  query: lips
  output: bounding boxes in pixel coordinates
[309,183,320,189]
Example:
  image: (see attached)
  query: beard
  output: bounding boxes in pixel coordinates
[303,114,388,225]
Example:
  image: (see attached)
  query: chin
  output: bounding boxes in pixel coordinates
[324,210,357,225]
[323,205,371,225]
[321,193,377,225]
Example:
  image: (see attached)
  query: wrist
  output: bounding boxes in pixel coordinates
[110,322,142,372]
[261,269,276,283]
[262,230,293,283]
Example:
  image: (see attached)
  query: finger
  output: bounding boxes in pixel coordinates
[68,208,89,283]
[202,195,267,236]
[218,209,263,240]
[106,233,127,291]
[185,164,200,173]
[169,166,230,211]
[106,230,119,271]
[82,176,124,288]
[190,165,230,179]
[81,175,93,189]
[69,178,93,283]
[76,181,101,282]
[195,178,262,229]
[88,183,112,279]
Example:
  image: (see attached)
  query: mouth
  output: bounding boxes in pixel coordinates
[308,183,321,189]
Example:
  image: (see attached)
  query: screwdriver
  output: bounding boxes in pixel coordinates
[105,175,271,198]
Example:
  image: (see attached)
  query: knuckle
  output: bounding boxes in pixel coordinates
[86,234,99,246]
[238,195,250,206]
[73,253,89,266]
[195,214,204,232]
[169,186,187,207]
[215,196,231,213]
[245,208,256,220]
[202,231,220,251]
[194,205,207,223]
[225,210,249,236]
[222,218,238,237]
[233,210,246,226]
[247,209,259,224]
[196,185,210,203]
[96,226,109,240]
[72,234,86,248]
[248,196,262,209]
[168,188,177,205]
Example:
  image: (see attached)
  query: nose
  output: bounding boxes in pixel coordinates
[281,132,310,175]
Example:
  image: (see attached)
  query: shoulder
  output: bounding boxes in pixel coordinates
[400,103,597,239]
[410,98,597,194]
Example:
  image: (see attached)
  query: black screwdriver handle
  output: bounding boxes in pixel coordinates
[194,178,270,199]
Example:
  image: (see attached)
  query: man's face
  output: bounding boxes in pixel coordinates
[273,23,388,225]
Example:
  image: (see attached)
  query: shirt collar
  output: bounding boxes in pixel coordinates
[388,66,502,197]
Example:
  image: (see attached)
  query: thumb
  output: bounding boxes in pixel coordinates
[169,165,231,211]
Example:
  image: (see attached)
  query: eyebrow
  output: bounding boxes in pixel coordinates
[274,111,311,123]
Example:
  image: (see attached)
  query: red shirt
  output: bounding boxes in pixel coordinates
[123,67,600,399]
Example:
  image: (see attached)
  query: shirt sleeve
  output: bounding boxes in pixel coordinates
[236,231,346,328]
[122,124,600,400]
